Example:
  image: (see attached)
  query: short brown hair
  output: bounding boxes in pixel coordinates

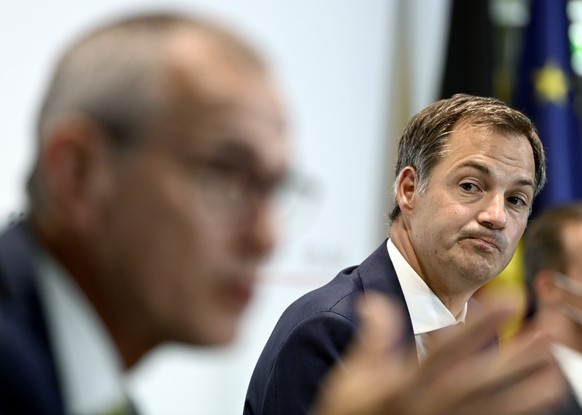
[389,94,546,222]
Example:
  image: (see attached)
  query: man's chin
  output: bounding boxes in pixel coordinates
[455,261,500,287]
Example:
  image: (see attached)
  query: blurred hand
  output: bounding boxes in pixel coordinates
[312,292,567,415]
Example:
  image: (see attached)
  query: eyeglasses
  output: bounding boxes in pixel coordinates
[105,125,322,229]
[187,156,320,227]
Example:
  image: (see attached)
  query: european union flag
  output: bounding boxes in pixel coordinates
[514,0,582,216]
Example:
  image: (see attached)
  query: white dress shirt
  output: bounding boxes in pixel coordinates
[387,239,467,360]
[553,343,582,407]
[35,251,130,415]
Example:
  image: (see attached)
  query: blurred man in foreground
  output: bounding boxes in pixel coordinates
[0,13,291,414]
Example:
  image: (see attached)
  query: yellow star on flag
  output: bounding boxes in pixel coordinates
[533,59,569,105]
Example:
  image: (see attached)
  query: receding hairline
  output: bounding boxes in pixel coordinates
[67,12,266,66]
[36,12,269,140]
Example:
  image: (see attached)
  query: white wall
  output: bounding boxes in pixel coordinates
[1,1,450,413]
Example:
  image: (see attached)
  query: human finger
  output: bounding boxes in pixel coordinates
[312,292,407,415]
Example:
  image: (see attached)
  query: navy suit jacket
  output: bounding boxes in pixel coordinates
[244,242,415,415]
[0,221,65,415]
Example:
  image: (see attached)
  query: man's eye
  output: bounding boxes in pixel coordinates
[507,196,527,208]
[204,159,241,174]
[460,182,479,192]
[205,162,251,186]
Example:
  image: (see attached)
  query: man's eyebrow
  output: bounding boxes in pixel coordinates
[200,139,287,176]
[457,161,491,176]
[456,161,535,189]
[179,135,258,163]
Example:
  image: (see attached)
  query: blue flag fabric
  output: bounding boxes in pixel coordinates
[514,0,582,216]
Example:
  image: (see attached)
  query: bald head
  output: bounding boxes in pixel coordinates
[37,13,266,148]
[29,13,271,210]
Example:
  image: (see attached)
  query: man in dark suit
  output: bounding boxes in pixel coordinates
[245,94,563,414]
[0,13,292,414]
[524,203,582,414]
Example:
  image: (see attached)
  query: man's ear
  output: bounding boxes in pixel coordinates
[395,166,418,216]
[533,270,562,308]
[39,114,115,233]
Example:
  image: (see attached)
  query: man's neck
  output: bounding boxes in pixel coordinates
[33,216,155,369]
[389,222,475,317]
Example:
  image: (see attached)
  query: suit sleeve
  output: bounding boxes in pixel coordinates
[259,311,357,415]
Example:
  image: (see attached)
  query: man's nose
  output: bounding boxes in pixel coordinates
[477,193,507,230]
[240,198,278,257]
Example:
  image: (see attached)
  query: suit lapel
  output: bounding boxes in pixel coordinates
[0,220,65,414]
[355,240,416,348]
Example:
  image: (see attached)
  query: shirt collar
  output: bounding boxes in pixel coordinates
[387,239,467,335]
[553,343,582,406]
[35,250,128,414]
